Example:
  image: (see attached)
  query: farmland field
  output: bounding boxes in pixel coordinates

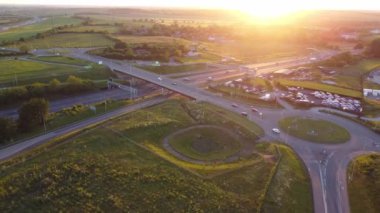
[207,41,309,63]
[0,16,27,25]
[0,58,113,87]
[115,35,191,46]
[0,99,311,212]
[12,33,115,49]
[59,25,120,34]
[0,17,82,42]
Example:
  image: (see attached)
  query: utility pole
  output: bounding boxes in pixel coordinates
[14,73,18,86]
[104,95,107,112]
[41,111,47,133]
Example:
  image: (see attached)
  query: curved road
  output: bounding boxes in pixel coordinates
[1,48,379,213]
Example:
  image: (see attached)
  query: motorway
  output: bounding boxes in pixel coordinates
[68,49,379,213]
[0,96,167,160]
[0,83,159,118]
[1,47,379,213]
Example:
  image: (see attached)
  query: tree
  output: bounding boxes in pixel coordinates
[369,38,380,58]
[48,78,61,92]
[18,98,49,132]
[114,41,127,49]
[67,75,83,85]
[19,45,30,54]
[0,117,17,143]
[27,82,46,97]
[125,48,135,58]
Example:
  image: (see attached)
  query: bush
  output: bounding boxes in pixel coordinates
[0,117,17,143]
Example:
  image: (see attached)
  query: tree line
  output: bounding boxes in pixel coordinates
[0,76,96,107]
[97,40,188,62]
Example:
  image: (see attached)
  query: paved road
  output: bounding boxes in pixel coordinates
[0,84,158,118]
[1,47,378,213]
[0,96,167,161]
[67,49,380,213]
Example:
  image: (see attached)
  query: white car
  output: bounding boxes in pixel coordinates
[157,77,162,81]
[272,128,280,134]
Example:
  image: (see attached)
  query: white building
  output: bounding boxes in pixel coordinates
[364,88,380,97]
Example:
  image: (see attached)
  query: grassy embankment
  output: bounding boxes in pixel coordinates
[348,154,380,213]
[0,99,312,212]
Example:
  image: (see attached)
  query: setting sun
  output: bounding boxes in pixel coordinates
[238,2,301,20]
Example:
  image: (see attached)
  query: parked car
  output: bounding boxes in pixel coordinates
[241,112,248,116]
[231,103,238,108]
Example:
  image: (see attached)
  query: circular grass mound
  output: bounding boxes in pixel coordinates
[168,126,242,161]
[278,116,350,144]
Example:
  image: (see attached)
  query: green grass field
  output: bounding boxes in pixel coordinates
[348,154,380,213]
[59,25,120,34]
[116,35,190,46]
[168,126,241,161]
[0,99,311,212]
[0,17,82,42]
[0,58,113,87]
[276,79,362,98]
[0,16,26,25]
[279,116,351,144]
[262,144,313,213]
[30,56,92,66]
[137,63,206,74]
[207,41,308,63]
[12,33,114,49]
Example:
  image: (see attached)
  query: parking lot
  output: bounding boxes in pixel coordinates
[281,87,363,114]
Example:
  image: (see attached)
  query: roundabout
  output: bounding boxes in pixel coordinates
[164,125,244,162]
[278,116,351,144]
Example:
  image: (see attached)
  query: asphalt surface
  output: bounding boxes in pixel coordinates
[0,96,167,161]
[67,49,379,213]
[1,47,379,213]
[0,84,158,118]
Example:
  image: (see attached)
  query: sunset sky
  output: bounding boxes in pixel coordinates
[1,0,380,18]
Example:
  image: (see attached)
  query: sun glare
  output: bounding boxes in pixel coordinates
[237,2,302,22]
